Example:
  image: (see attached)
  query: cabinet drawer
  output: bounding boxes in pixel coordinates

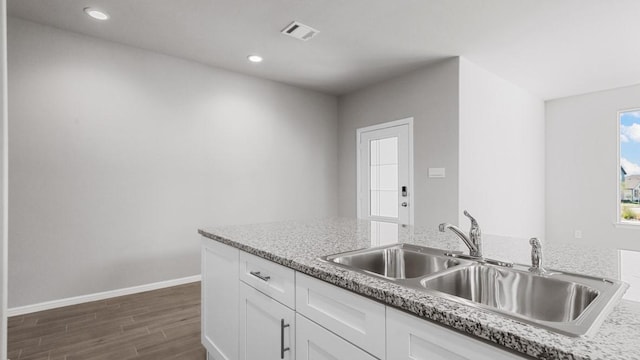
[296,314,377,360]
[387,307,528,360]
[295,273,386,359]
[239,251,295,309]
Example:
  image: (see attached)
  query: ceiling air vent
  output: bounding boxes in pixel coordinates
[281,21,319,41]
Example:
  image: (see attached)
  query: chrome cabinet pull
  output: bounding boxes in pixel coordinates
[249,271,270,282]
[280,319,290,359]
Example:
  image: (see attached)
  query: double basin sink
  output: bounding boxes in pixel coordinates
[321,243,626,336]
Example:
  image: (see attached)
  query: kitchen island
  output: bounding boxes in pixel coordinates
[199,218,640,360]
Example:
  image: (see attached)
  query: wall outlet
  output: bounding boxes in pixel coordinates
[574,230,583,239]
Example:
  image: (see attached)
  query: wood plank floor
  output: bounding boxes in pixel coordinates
[7,282,206,360]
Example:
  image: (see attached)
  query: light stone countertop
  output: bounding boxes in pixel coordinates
[198,218,640,360]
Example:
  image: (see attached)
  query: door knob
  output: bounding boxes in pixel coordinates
[401,202,408,207]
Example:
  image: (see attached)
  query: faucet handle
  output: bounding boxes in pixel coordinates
[463,210,478,226]
[463,210,481,237]
[462,211,482,258]
[529,237,542,248]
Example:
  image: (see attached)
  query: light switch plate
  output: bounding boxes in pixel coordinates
[428,168,445,178]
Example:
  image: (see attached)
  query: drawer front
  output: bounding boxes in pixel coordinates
[239,251,295,309]
[295,273,386,359]
[296,314,378,360]
[387,307,527,360]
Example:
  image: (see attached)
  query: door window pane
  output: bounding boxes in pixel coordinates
[370,191,399,218]
[377,165,398,190]
[370,167,378,191]
[369,136,399,218]
[378,191,398,218]
[378,137,397,165]
[370,165,397,191]
[370,140,379,165]
[370,190,379,216]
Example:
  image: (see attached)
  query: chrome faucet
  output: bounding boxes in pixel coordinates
[529,237,546,273]
[439,210,482,258]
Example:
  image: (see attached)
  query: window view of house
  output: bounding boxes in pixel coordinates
[620,109,640,222]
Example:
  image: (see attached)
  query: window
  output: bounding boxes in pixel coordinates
[619,109,640,223]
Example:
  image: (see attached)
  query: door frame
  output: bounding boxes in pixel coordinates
[356,117,414,225]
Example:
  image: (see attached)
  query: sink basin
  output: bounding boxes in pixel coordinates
[421,264,598,322]
[321,244,463,280]
[321,243,627,337]
[421,264,626,336]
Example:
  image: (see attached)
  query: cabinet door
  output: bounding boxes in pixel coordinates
[240,282,295,360]
[296,314,377,360]
[202,239,239,360]
[387,307,527,360]
[296,273,385,359]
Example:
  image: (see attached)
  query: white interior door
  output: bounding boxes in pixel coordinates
[357,119,413,225]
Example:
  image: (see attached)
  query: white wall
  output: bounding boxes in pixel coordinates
[459,58,545,239]
[337,58,460,228]
[8,18,338,308]
[546,84,640,249]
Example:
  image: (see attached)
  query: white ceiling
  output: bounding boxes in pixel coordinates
[8,0,640,99]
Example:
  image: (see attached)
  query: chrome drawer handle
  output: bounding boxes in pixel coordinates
[280,319,290,359]
[249,271,271,282]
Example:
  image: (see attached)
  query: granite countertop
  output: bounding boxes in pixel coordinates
[198,218,640,360]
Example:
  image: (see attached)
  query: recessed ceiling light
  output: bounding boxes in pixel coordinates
[84,7,109,21]
[247,55,263,63]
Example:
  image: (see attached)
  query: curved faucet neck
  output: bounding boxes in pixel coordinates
[439,210,483,258]
[439,223,480,256]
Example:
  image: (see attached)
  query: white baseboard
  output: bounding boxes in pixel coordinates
[7,274,201,317]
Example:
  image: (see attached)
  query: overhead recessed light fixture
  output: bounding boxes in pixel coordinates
[84,7,110,21]
[247,55,263,63]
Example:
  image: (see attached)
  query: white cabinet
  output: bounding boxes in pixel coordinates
[239,282,295,360]
[296,314,377,360]
[201,238,532,360]
[295,273,386,359]
[202,240,239,360]
[386,307,528,360]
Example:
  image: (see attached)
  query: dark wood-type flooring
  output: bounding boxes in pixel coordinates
[7,282,206,360]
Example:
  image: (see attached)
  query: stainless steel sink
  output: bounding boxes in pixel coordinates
[321,243,627,337]
[420,264,597,322]
[321,243,465,280]
[419,263,626,336]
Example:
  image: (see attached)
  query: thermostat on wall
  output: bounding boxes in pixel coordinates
[428,168,446,178]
